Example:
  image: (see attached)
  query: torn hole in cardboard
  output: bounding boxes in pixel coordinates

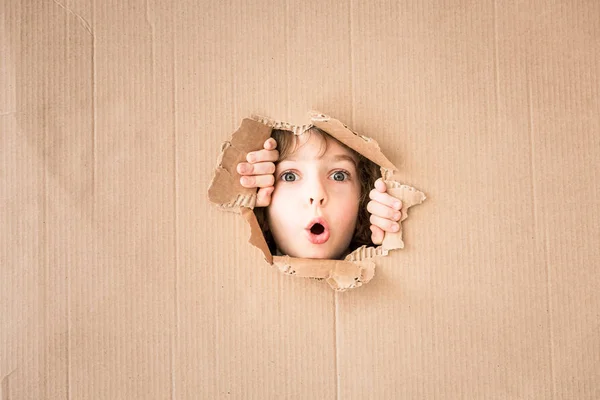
[208,111,426,291]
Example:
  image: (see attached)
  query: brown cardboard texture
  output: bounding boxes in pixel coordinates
[5,0,600,398]
[208,111,426,291]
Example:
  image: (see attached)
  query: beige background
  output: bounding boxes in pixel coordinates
[2,0,599,399]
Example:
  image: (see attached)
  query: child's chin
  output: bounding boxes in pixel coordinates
[293,245,342,260]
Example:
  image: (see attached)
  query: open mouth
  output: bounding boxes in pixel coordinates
[305,218,330,245]
[310,223,325,235]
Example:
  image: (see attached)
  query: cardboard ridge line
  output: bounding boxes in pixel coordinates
[208,111,426,291]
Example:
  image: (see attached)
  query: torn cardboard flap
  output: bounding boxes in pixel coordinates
[241,206,273,264]
[272,254,376,292]
[207,119,273,211]
[208,111,426,291]
[309,111,398,173]
[382,182,428,250]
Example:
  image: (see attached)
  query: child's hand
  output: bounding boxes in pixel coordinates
[367,178,403,245]
[237,137,279,207]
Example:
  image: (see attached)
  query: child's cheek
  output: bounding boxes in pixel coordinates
[328,182,361,202]
[271,183,301,210]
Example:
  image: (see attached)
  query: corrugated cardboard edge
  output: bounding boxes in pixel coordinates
[207,118,273,212]
[272,254,377,292]
[208,111,426,291]
[381,183,428,250]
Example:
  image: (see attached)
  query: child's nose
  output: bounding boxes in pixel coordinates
[307,185,327,206]
[306,175,327,206]
[309,196,325,206]
[307,184,327,207]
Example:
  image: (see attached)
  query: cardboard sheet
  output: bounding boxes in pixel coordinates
[208,112,426,291]
[3,0,600,398]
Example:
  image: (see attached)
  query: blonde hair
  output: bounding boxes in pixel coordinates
[254,127,381,258]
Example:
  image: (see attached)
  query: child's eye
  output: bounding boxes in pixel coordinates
[330,170,350,182]
[281,171,299,182]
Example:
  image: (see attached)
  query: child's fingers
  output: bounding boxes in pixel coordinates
[240,174,275,188]
[255,186,274,207]
[247,148,279,163]
[370,225,385,245]
[237,161,275,176]
[374,178,387,193]
[369,188,402,211]
[367,200,401,221]
[264,137,277,150]
[370,215,400,233]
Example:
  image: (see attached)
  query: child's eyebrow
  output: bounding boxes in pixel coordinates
[280,154,358,165]
[328,154,358,166]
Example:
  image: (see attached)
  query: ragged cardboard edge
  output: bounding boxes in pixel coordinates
[345,245,389,261]
[208,111,426,291]
[213,193,256,213]
[252,111,398,173]
[207,118,273,209]
[308,111,398,173]
[251,114,314,136]
[272,255,376,291]
[381,183,427,250]
[241,207,273,264]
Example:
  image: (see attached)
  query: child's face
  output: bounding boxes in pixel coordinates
[267,132,361,259]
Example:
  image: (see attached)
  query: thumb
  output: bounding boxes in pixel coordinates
[370,225,384,245]
[256,186,274,207]
[374,178,387,193]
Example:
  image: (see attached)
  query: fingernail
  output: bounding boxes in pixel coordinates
[247,154,255,163]
[394,201,401,210]
[392,223,400,232]
[394,212,401,220]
